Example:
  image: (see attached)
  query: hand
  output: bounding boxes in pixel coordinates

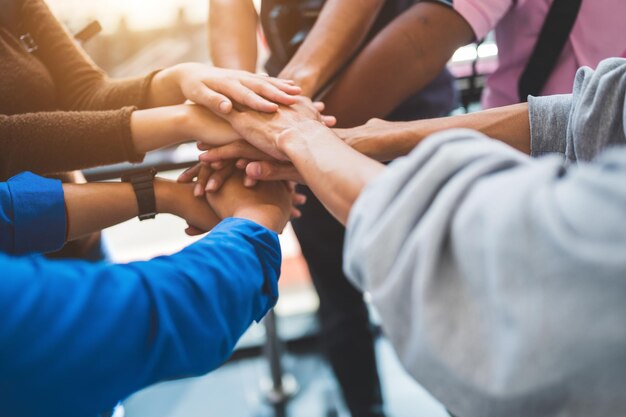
[205,171,295,233]
[178,162,238,196]
[148,63,302,114]
[154,179,221,236]
[219,98,336,161]
[179,162,306,212]
[244,161,304,186]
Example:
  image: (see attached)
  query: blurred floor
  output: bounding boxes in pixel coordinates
[122,338,448,417]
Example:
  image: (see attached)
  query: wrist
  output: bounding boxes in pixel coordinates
[233,207,281,233]
[147,66,184,107]
[276,119,328,156]
[154,178,175,215]
[280,67,320,97]
[178,104,203,139]
[131,106,190,153]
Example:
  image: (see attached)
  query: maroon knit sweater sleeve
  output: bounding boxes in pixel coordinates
[22,0,158,111]
[0,109,144,180]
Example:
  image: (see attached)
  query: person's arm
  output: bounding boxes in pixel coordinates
[24,0,299,115]
[0,104,240,180]
[319,1,474,126]
[0,170,294,416]
[336,103,531,161]
[64,178,221,241]
[209,0,259,72]
[343,130,626,416]
[278,0,385,97]
[529,58,626,162]
[220,100,384,224]
[0,171,222,255]
[0,218,282,417]
[278,121,384,224]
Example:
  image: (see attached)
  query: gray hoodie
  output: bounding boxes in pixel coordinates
[344,58,626,417]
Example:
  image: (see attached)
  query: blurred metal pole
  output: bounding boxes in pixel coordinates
[261,309,298,413]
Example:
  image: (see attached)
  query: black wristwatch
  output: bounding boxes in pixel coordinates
[121,168,158,221]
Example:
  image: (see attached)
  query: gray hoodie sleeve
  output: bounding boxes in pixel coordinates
[343,132,626,416]
[529,57,626,161]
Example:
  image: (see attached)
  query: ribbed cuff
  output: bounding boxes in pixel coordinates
[528,94,573,158]
[137,69,163,110]
[118,106,146,164]
[9,172,66,255]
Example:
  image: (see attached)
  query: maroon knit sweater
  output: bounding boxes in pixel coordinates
[0,0,156,180]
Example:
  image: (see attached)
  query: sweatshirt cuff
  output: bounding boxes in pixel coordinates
[118,106,146,164]
[528,94,573,158]
[8,172,66,255]
[137,69,162,110]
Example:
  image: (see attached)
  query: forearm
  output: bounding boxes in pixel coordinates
[350,103,531,161]
[0,110,143,180]
[130,105,240,154]
[210,0,258,71]
[279,0,384,96]
[64,179,220,241]
[322,2,473,127]
[278,121,385,224]
[0,219,279,417]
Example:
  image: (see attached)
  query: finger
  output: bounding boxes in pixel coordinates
[236,159,249,170]
[292,192,307,206]
[268,78,303,95]
[243,176,258,188]
[191,84,233,114]
[291,208,302,219]
[195,166,212,197]
[185,226,206,236]
[199,141,274,163]
[245,79,298,106]
[313,102,325,112]
[246,161,301,182]
[206,164,235,192]
[178,163,202,183]
[197,142,211,151]
[210,161,225,170]
[235,85,280,113]
[322,115,337,127]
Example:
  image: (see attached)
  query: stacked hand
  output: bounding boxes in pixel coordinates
[179,97,335,193]
[149,63,303,114]
[146,67,337,233]
[159,171,302,235]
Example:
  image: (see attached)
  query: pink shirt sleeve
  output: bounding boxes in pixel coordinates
[453,0,515,40]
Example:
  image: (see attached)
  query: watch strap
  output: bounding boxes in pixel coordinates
[122,168,158,221]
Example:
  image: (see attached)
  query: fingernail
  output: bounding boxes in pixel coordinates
[249,164,262,177]
[194,184,203,197]
[206,179,217,191]
[219,101,231,113]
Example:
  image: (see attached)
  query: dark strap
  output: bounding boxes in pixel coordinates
[518,0,583,101]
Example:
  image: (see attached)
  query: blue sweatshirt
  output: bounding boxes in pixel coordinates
[0,172,281,417]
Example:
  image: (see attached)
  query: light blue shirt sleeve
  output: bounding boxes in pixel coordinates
[344,129,626,417]
[0,217,281,417]
[0,171,67,255]
[529,58,626,161]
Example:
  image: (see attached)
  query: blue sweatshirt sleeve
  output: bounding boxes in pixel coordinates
[0,218,281,417]
[0,172,67,255]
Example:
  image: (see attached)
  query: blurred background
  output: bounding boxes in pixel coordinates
[44,2,497,416]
